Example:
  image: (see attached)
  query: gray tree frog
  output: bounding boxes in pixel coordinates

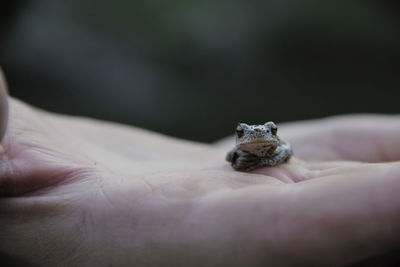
[226,122,292,171]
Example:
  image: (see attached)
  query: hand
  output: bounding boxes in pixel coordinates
[1,88,400,266]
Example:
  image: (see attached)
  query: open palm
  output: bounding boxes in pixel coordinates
[1,94,400,266]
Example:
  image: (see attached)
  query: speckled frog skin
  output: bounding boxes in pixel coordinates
[226,122,292,171]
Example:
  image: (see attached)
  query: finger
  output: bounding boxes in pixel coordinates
[0,68,8,143]
[280,115,400,162]
[283,162,400,265]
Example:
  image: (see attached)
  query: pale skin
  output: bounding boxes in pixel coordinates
[1,76,400,266]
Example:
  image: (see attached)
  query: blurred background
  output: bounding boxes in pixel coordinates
[1,2,400,266]
[1,0,400,143]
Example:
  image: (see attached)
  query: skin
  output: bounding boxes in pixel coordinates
[226,122,292,171]
[0,68,8,142]
[0,77,400,266]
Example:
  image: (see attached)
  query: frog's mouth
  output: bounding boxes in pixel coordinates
[238,142,274,149]
[238,137,278,146]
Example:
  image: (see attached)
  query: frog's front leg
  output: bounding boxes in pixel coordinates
[262,140,292,166]
[226,149,262,171]
[225,148,237,163]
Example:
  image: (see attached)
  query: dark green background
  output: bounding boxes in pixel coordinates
[2,1,400,142]
[1,1,400,266]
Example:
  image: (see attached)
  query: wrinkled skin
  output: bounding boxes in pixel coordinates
[1,81,400,266]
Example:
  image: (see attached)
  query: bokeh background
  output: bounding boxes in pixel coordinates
[1,1,400,142]
[1,1,400,266]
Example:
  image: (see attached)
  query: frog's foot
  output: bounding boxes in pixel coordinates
[262,145,292,166]
[230,153,263,171]
[225,149,236,162]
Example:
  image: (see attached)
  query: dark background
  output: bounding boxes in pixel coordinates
[1,0,400,143]
[1,1,400,266]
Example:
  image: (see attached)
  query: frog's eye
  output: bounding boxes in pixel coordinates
[271,125,278,136]
[236,127,245,138]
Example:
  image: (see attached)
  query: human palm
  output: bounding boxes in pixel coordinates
[1,95,400,266]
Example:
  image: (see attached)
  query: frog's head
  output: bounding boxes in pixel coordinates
[235,122,279,156]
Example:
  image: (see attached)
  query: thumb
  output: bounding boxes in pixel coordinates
[0,68,9,143]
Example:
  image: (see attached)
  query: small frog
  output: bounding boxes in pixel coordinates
[226,122,292,171]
